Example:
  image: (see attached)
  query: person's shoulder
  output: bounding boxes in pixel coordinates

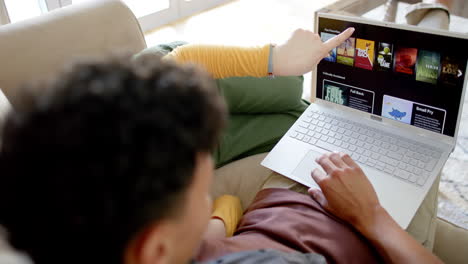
[198,249,326,264]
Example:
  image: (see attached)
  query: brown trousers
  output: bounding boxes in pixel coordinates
[197,188,382,264]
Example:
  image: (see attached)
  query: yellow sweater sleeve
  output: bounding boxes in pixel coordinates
[211,195,243,237]
[163,44,270,79]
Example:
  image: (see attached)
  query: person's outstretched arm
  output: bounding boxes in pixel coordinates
[164,28,355,79]
[308,152,443,264]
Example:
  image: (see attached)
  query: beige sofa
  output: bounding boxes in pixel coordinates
[0,0,467,263]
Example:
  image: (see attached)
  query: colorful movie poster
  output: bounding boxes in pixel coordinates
[337,37,355,66]
[321,32,337,62]
[416,50,440,84]
[381,95,413,125]
[355,39,375,70]
[324,83,348,105]
[394,47,418,75]
[440,55,465,86]
[376,42,393,71]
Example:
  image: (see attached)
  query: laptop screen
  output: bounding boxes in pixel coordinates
[316,16,468,137]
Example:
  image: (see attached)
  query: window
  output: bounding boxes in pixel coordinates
[67,0,232,32]
[0,0,232,31]
[0,0,62,24]
[70,0,170,18]
[3,0,42,23]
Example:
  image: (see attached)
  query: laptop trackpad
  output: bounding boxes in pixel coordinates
[292,150,323,189]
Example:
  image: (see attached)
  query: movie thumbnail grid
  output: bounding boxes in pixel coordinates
[320,32,465,86]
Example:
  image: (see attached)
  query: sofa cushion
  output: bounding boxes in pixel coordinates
[213,153,272,209]
[0,0,146,108]
[434,218,468,263]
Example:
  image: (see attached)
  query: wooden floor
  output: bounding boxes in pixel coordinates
[145,0,336,47]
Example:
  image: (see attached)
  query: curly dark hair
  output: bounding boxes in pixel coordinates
[0,55,227,264]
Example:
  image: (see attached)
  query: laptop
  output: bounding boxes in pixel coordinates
[262,12,468,228]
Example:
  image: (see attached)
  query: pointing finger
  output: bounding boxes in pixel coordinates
[323,27,355,52]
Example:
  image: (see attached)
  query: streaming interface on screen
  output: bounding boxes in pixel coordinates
[317,17,468,137]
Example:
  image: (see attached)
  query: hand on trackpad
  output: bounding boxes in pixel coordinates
[292,150,324,189]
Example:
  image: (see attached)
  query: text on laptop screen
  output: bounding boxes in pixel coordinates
[316,17,467,137]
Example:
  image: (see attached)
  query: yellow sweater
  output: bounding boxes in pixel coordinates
[164,44,271,79]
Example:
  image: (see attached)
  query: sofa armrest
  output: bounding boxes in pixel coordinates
[0,0,147,108]
[433,218,468,264]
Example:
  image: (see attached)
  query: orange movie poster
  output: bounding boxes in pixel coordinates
[355,39,375,70]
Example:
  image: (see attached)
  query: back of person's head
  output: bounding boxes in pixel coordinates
[0,56,226,264]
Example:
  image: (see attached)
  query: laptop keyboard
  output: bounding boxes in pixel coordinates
[290,109,443,187]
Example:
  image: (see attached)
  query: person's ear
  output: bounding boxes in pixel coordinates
[125,222,173,264]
